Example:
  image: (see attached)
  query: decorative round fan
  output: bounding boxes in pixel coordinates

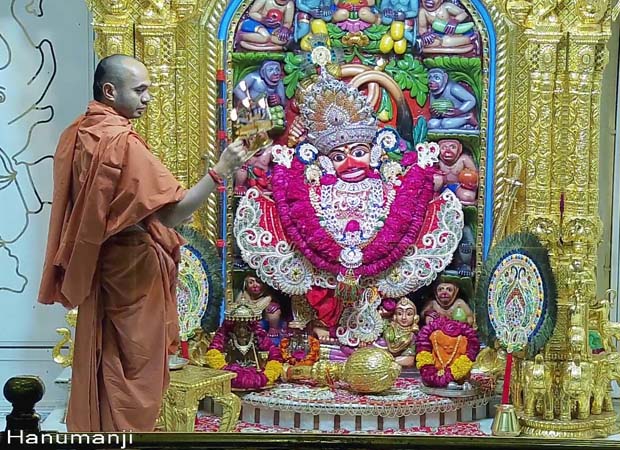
[473,232,557,404]
[176,226,223,358]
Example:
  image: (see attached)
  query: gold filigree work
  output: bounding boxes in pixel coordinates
[160,364,240,432]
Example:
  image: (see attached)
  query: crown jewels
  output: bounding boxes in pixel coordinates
[300,69,377,155]
[225,301,262,322]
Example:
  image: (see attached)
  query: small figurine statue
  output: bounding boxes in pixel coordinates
[207,300,283,389]
[378,0,418,54]
[560,354,593,420]
[445,224,475,277]
[332,0,379,32]
[434,139,478,205]
[422,281,474,326]
[418,0,478,54]
[233,61,286,108]
[294,0,333,51]
[234,146,273,196]
[522,354,554,420]
[236,273,273,315]
[381,297,419,367]
[416,316,479,388]
[226,318,262,367]
[237,0,295,51]
[591,354,616,415]
[263,300,289,344]
[238,274,289,344]
[428,68,478,130]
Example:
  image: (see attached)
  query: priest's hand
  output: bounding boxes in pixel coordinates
[213,139,248,178]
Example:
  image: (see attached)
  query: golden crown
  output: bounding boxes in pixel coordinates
[225,301,262,322]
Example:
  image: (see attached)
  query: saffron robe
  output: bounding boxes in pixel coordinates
[38,101,187,432]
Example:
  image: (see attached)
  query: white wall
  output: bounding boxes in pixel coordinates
[0,0,93,412]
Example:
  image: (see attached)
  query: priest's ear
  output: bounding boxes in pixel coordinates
[102,81,117,102]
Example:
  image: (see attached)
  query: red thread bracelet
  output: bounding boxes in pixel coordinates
[208,168,224,185]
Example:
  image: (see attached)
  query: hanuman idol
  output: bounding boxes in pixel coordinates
[234,60,464,363]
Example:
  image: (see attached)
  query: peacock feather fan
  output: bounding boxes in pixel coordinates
[472,232,557,358]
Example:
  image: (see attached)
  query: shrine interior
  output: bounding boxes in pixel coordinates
[1,0,620,448]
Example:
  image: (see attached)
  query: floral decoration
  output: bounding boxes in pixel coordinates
[206,319,284,389]
[374,127,399,152]
[205,348,227,370]
[280,335,321,366]
[415,142,440,169]
[271,155,435,279]
[271,145,295,168]
[296,142,319,164]
[415,317,479,388]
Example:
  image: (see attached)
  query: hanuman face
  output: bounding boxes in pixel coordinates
[329,143,372,182]
[261,62,283,86]
[439,139,463,165]
[428,70,447,93]
[436,282,458,308]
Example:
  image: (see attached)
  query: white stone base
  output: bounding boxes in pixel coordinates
[233,402,494,431]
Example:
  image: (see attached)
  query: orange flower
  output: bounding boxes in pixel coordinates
[280,336,321,366]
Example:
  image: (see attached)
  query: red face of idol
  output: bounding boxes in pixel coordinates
[329,143,372,182]
[246,276,265,298]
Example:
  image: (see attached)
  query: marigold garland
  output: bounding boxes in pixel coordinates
[415,350,434,369]
[415,317,480,388]
[206,319,283,389]
[206,349,227,370]
[263,360,283,384]
[280,335,321,366]
[450,355,474,381]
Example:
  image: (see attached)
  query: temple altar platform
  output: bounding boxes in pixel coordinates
[32,401,620,439]
[202,373,496,433]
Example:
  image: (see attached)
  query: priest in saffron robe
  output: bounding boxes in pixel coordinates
[38,55,247,432]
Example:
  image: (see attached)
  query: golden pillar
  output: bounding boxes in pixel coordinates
[503,0,618,437]
[134,5,178,162]
[85,0,134,56]
[522,28,563,244]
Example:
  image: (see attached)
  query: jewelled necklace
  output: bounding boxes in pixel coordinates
[309,178,395,268]
[232,332,255,356]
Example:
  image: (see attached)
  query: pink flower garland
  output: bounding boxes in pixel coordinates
[415,317,480,388]
[208,320,283,389]
[271,157,435,278]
